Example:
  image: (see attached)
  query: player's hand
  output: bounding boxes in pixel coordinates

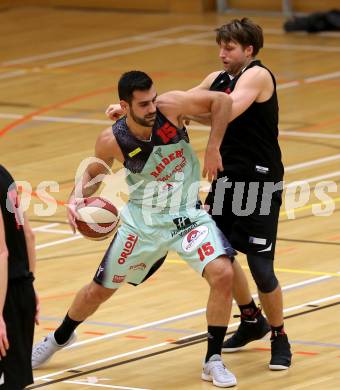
[202,146,223,182]
[183,115,191,126]
[67,197,80,234]
[105,104,123,121]
[0,315,9,358]
[34,290,40,326]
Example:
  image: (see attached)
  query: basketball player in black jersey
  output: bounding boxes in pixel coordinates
[189,18,292,370]
[0,165,38,389]
[106,17,292,371]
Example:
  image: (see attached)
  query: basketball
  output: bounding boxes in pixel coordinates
[75,196,120,240]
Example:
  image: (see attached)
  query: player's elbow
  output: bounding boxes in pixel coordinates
[210,92,232,112]
[214,92,232,105]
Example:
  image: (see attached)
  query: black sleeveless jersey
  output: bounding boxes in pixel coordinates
[209,60,284,181]
[0,165,30,281]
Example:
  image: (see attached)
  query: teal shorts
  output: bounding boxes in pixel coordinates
[93,203,235,289]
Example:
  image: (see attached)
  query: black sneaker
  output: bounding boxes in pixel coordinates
[222,309,270,352]
[269,332,292,370]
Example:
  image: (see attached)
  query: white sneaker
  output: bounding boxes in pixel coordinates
[32,332,77,369]
[202,354,237,388]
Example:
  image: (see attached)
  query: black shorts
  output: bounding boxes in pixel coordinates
[205,174,283,260]
[0,278,35,390]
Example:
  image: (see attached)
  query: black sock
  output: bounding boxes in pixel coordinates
[271,324,285,337]
[54,313,83,345]
[238,299,258,319]
[205,325,228,362]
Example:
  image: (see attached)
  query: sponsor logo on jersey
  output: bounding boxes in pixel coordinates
[118,234,138,264]
[150,148,184,178]
[182,226,209,252]
[155,147,163,159]
[129,262,147,271]
[128,147,142,158]
[112,274,126,283]
[171,217,197,237]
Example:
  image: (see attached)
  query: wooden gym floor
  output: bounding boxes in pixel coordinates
[0,5,339,390]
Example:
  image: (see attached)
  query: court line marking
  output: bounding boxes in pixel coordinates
[32,223,60,232]
[36,235,82,250]
[44,30,213,69]
[285,154,340,172]
[34,228,73,235]
[3,25,339,67]
[0,25,198,66]
[36,273,336,336]
[1,113,340,141]
[59,278,340,350]
[189,125,340,139]
[167,261,340,277]
[0,85,114,137]
[280,195,340,217]
[45,40,177,69]
[0,69,28,80]
[33,223,74,235]
[62,381,150,390]
[0,113,111,125]
[2,29,340,78]
[33,293,340,382]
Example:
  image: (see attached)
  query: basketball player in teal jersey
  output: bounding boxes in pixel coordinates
[32,71,237,387]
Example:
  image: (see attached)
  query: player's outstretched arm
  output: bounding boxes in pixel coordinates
[158,90,232,181]
[67,127,119,233]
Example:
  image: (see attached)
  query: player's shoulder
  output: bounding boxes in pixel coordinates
[207,70,224,82]
[96,127,118,153]
[243,64,272,80]
[199,71,223,89]
[156,90,185,110]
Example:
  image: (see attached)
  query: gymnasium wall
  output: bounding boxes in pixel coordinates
[1,0,338,13]
[0,0,215,13]
[226,0,339,13]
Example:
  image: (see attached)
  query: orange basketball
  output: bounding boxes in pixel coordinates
[75,196,120,240]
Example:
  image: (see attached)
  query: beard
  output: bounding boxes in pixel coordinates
[130,108,156,127]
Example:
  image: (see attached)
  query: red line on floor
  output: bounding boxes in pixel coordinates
[327,234,340,241]
[83,331,106,336]
[0,85,113,137]
[125,335,147,340]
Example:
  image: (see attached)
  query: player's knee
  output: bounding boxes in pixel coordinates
[85,282,115,304]
[247,254,278,293]
[204,257,233,290]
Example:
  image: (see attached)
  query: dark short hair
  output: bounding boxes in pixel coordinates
[216,18,263,56]
[118,71,153,103]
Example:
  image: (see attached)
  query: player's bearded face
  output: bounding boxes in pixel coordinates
[128,88,157,127]
[129,105,156,127]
